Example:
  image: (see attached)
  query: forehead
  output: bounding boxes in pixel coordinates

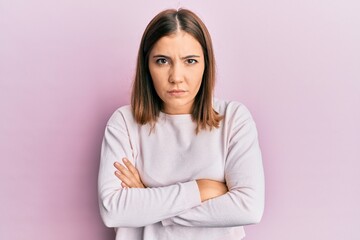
[150,31,203,55]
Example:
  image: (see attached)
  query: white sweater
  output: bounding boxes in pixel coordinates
[98,99,265,240]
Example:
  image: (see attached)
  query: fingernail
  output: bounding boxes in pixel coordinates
[123,158,128,163]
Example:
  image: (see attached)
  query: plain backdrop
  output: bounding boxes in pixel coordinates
[1,0,359,239]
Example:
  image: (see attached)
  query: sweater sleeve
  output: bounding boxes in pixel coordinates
[98,110,202,228]
[161,106,265,227]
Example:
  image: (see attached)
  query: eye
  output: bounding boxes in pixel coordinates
[155,58,168,65]
[186,59,198,64]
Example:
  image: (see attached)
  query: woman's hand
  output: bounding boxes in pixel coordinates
[114,158,146,188]
[196,179,228,202]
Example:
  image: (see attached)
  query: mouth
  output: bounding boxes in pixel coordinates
[167,89,187,96]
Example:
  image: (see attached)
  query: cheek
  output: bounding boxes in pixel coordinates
[193,66,205,86]
[149,70,166,96]
[148,64,156,81]
[149,66,166,83]
[149,68,160,86]
[151,73,165,90]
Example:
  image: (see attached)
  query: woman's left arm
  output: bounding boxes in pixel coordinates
[161,110,265,227]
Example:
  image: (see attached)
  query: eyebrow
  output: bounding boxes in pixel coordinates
[152,54,201,59]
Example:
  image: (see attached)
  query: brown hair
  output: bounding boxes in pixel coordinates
[131,8,223,133]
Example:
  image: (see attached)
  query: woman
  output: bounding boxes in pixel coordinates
[98,8,264,240]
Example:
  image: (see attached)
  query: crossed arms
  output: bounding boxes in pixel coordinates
[98,108,264,228]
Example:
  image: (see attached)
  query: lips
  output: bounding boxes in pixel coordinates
[167,89,187,96]
[168,89,186,93]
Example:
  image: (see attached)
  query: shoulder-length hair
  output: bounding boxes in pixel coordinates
[131,8,223,133]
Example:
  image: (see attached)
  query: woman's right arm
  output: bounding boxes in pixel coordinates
[98,121,202,228]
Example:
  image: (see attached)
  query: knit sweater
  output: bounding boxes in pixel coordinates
[98,99,265,240]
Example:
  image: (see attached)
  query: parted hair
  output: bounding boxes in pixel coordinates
[131,8,223,133]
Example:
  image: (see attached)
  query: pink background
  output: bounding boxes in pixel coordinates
[1,0,359,239]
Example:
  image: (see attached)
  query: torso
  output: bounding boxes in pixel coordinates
[134,112,226,187]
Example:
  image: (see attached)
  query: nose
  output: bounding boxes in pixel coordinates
[169,63,183,84]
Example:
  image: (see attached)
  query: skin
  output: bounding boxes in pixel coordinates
[114,30,228,202]
[148,30,205,115]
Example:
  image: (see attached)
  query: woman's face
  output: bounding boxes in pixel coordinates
[148,30,205,114]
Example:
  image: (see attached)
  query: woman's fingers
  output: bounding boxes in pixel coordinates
[115,170,133,187]
[114,162,138,187]
[114,160,145,188]
[121,158,145,188]
[114,172,129,188]
[122,158,141,179]
[196,179,228,202]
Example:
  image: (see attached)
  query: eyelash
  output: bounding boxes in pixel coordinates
[155,58,198,65]
[156,58,168,65]
[186,59,198,64]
